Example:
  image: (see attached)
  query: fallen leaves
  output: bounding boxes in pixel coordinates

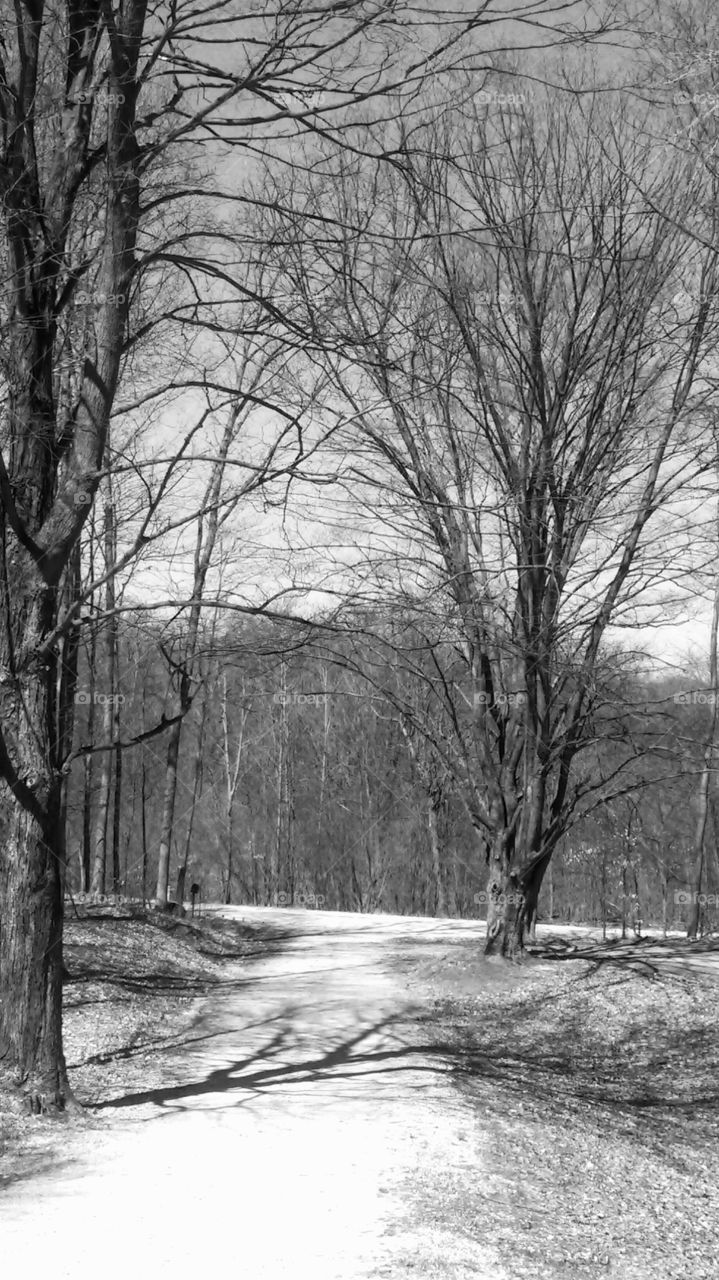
[401,937,719,1280]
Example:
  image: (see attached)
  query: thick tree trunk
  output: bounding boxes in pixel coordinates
[0,574,73,1112]
[0,792,72,1110]
[523,852,551,945]
[0,0,141,1108]
[484,833,525,959]
[484,834,552,959]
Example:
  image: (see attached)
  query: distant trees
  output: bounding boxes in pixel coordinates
[59,613,719,936]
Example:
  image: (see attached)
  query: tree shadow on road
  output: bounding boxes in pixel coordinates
[92,970,719,1158]
[94,1008,446,1111]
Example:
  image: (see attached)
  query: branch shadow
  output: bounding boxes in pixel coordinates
[94,1009,446,1112]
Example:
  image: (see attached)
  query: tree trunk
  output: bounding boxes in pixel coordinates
[90,689,113,896]
[175,756,201,908]
[483,832,525,959]
[0,792,72,1111]
[523,852,551,945]
[0,562,73,1110]
[225,800,233,906]
[484,833,552,959]
[140,751,149,905]
[548,857,554,925]
[80,612,96,894]
[175,685,207,908]
[155,715,183,908]
[90,500,118,897]
[81,745,94,894]
[687,843,705,942]
[111,738,122,895]
[427,799,446,916]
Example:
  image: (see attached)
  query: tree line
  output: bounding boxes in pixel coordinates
[66,609,719,941]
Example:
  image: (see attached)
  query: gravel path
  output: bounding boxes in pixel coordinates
[0,908,506,1280]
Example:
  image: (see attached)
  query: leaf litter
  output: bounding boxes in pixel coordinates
[397,934,719,1280]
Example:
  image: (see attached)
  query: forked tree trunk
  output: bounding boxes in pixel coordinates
[484,834,552,959]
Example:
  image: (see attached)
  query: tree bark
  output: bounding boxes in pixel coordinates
[90,498,118,896]
[0,790,71,1110]
[484,834,552,959]
[427,799,446,916]
[155,713,183,908]
[175,695,206,908]
[484,832,525,959]
[0,556,73,1110]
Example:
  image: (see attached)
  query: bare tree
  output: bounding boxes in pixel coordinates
[262,86,719,956]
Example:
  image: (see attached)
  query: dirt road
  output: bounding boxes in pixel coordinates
[0,908,506,1280]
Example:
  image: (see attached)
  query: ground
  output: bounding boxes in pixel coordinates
[1,907,718,1279]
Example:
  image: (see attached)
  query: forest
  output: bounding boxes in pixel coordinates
[2,0,719,1117]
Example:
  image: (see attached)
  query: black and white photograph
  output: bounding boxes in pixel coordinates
[1,1,718,1276]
